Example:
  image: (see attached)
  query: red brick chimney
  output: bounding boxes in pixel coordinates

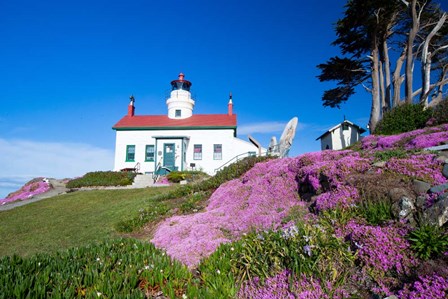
[128,95,135,117]
[228,92,233,116]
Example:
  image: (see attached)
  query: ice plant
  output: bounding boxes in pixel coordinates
[336,220,416,295]
[238,270,349,299]
[362,124,448,151]
[314,185,359,212]
[384,154,447,185]
[152,158,302,267]
[398,274,448,299]
[0,178,51,205]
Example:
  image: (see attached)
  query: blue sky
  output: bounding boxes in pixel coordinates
[0,0,388,197]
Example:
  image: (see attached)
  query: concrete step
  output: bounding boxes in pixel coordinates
[132,174,154,188]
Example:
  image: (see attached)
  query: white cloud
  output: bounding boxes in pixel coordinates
[238,121,307,135]
[0,138,114,197]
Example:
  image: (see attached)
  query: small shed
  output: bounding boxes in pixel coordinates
[316,120,366,150]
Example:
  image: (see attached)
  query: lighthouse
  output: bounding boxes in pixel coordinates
[113,72,263,176]
[166,73,195,119]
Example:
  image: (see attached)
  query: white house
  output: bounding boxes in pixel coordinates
[316,120,366,150]
[112,73,261,175]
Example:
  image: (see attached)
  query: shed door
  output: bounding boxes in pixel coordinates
[163,143,175,170]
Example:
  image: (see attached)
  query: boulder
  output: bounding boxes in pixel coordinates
[373,161,386,168]
[429,183,448,194]
[443,164,448,179]
[424,197,448,227]
[415,195,426,209]
[412,179,431,195]
[391,189,416,225]
[389,188,414,202]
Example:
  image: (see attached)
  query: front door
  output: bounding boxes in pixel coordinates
[163,143,175,171]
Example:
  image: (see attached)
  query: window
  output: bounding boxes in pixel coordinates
[145,145,155,161]
[193,144,202,160]
[213,144,222,160]
[175,109,181,117]
[126,145,135,162]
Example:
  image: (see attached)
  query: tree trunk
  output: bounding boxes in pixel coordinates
[369,46,381,133]
[392,46,407,107]
[383,40,392,111]
[379,60,386,114]
[420,13,447,106]
[405,0,419,104]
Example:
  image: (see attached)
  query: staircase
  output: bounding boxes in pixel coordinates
[131,174,154,188]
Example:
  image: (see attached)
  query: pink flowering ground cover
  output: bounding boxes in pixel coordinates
[398,274,448,299]
[238,270,349,299]
[336,220,417,296]
[0,178,51,206]
[152,158,301,267]
[151,124,448,296]
[384,154,447,185]
[292,150,370,191]
[362,124,448,151]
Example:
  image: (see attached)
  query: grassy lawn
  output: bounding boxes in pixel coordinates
[0,187,173,257]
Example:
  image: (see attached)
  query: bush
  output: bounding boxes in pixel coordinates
[198,222,355,297]
[66,171,137,188]
[166,171,186,183]
[374,148,407,162]
[357,197,394,225]
[167,171,208,183]
[0,239,196,298]
[408,223,448,260]
[374,103,432,135]
[432,98,448,125]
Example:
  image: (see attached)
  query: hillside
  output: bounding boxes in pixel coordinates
[1,124,448,298]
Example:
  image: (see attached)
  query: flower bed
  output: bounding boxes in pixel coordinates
[0,178,51,205]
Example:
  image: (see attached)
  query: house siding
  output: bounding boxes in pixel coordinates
[114,128,258,175]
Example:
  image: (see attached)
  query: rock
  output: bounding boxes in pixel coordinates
[180,180,188,185]
[424,197,448,227]
[373,161,386,168]
[412,179,431,195]
[392,194,416,225]
[416,195,426,209]
[436,156,447,163]
[389,188,414,202]
[443,164,448,179]
[439,192,448,201]
[429,183,448,194]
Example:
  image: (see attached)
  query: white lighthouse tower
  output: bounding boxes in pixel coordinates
[166,73,195,119]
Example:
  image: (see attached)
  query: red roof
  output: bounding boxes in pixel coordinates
[113,114,237,130]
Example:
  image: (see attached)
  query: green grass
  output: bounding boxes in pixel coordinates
[0,187,173,258]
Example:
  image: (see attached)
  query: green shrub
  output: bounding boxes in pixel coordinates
[358,197,394,225]
[66,171,137,188]
[167,171,208,183]
[0,239,197,298]
[432,98,448,125]
[167,171,186,183]
[179,192,209,214]
[199,221,355,295]
[374,149,407,162]
[374,103,432,135]
[115,203,170,233]
[408,223,448,260]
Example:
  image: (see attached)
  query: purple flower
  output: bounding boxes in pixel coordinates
[398,274,448,299]
[0,178,51,205]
